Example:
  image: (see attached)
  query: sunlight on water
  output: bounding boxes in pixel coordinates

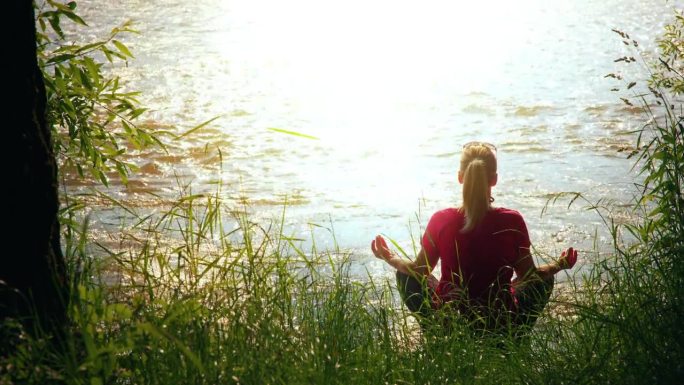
[208,0,544,147]
[68,0,681,279]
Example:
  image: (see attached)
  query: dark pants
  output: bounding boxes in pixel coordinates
[396,271,554,335]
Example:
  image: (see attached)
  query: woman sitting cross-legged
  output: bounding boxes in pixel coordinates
[371,141,577,336]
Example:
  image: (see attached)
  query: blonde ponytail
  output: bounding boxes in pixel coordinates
[459,144,497,232]
[462,160,489,232]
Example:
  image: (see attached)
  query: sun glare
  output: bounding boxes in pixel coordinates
[214,0,538,147]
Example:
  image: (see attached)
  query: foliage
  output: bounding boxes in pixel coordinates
[35,0,163,186]
[573,12,684,383]
[652,10,684,94]
[0,188,536,385]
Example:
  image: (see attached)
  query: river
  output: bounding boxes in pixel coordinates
[64,0,682,280]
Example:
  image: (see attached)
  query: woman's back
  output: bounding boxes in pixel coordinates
[371,141,576,335]
[422,207,530,310]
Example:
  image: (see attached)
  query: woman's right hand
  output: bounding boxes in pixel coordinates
[371,235,394,262]
[558,247,578,269]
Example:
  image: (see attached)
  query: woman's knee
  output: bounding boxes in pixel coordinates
[396,271,432,314]
[542,274,555,295]
[396,270,410,286]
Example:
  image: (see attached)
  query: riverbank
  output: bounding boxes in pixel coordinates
[60,0,675,259]
[3,155,683,383]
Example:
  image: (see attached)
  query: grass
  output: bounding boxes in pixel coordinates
[0,186,533,384]
[3,101,683,385]
[2,140,681,384]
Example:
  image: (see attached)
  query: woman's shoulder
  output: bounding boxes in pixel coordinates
[492,207,524,217]
[491,207,526,224]
[428,207,526,227]
[427,207,462,227]
[427,207,464,234]
[432,207,462,219]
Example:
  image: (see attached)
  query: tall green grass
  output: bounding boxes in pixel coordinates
[3,139,680,384]
[2,124,682,385]
[0,187,536,384]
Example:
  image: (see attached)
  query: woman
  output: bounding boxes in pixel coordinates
[371,142,577,333]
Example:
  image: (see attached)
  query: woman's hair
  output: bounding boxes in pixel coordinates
[460,144,497,232]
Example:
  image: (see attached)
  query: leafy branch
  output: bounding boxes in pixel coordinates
[36,0,164,186]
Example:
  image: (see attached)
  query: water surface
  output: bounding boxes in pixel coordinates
[66,0,681,279]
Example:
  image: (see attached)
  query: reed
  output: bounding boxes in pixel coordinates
[4,87,684,384]
[4,143,680,384]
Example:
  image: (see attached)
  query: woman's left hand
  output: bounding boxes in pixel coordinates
[371,235,394,261]
[558,247,578,269]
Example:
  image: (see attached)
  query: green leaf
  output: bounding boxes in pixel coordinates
[63,11,87,26]
[76,41,105,54]
[48,15,65,39]
[129,107,147,119]
[78,67,92,89]
[121,120,134,135]
[103,47,114,63]
[94,168,109,187]
[112,40,134,58]
[46,53,76,64]
[267,127,319,140]
[41,10,58,18]
[115,162,129,184]
[175,115,223,140]
[83,57,101,85]
[49,1,73,12]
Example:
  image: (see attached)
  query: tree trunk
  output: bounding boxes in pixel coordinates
[3,0,68,336]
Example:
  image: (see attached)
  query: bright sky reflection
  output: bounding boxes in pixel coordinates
[211,0,542,147]
[69,0,680,261]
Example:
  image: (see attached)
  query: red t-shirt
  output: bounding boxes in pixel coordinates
[421,207,531,311]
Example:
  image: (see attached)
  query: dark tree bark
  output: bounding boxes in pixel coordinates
[3,0,68,336]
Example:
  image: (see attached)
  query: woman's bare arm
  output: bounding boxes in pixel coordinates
[371,235,435,280]
[513,247,578,285]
